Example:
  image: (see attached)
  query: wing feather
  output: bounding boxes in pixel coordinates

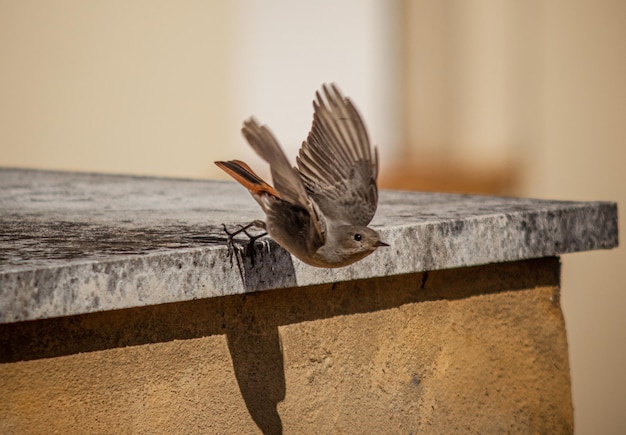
[296,84,379,226]
[241,118,325,240]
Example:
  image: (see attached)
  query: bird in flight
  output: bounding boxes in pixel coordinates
[215,83,387,268]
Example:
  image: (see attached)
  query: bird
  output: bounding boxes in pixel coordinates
[215,83,387,268]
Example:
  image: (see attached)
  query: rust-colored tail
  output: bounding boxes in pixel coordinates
[215,160,280,198]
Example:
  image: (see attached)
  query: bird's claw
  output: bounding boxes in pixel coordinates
[221,222,268,267]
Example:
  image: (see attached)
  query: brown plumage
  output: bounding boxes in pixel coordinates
[215,83,387,268]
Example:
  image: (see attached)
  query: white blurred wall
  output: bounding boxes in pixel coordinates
[0,0,400,179]
[0,1,236,178]
[229,0,402,177]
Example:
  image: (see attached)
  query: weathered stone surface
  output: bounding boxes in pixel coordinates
[0,168,618,323]
[0,259,572,434]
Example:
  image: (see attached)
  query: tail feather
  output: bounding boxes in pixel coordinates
[215,160,280,198]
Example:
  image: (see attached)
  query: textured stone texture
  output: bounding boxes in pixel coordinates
[0,258,572,434]
[0,168,618,323]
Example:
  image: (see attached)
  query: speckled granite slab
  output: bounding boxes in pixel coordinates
[0,168,618,323]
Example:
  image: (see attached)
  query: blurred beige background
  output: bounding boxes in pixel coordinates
[1,0,624,432]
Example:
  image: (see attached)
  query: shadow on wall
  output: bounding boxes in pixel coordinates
[0,258,559,434]
[226,316,285,434]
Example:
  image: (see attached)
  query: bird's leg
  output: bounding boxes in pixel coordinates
[222,223,243,266]
[240,220,268,258]
[222,223,246,266]
[222,220,268,266]
[222,220,267,240]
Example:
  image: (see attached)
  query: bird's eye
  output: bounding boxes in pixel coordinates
[354,233,362,242]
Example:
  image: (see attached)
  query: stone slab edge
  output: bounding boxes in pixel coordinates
[0,200,618,323]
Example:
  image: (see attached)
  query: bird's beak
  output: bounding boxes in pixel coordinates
[374,240,389,247]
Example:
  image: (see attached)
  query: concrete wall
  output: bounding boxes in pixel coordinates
[520,4,626,433]
[1,258,572,433]
[402,2,626,431]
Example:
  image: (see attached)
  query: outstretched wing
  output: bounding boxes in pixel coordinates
[242,118,309,209]
[241,118,326,242]
[296,84,379,226]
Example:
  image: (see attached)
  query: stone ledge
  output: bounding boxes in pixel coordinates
[0,168,619,323]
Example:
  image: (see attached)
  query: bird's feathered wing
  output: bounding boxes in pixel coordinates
[242,118,310,210]
[296,83,379,226]
[241,118,325,243]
